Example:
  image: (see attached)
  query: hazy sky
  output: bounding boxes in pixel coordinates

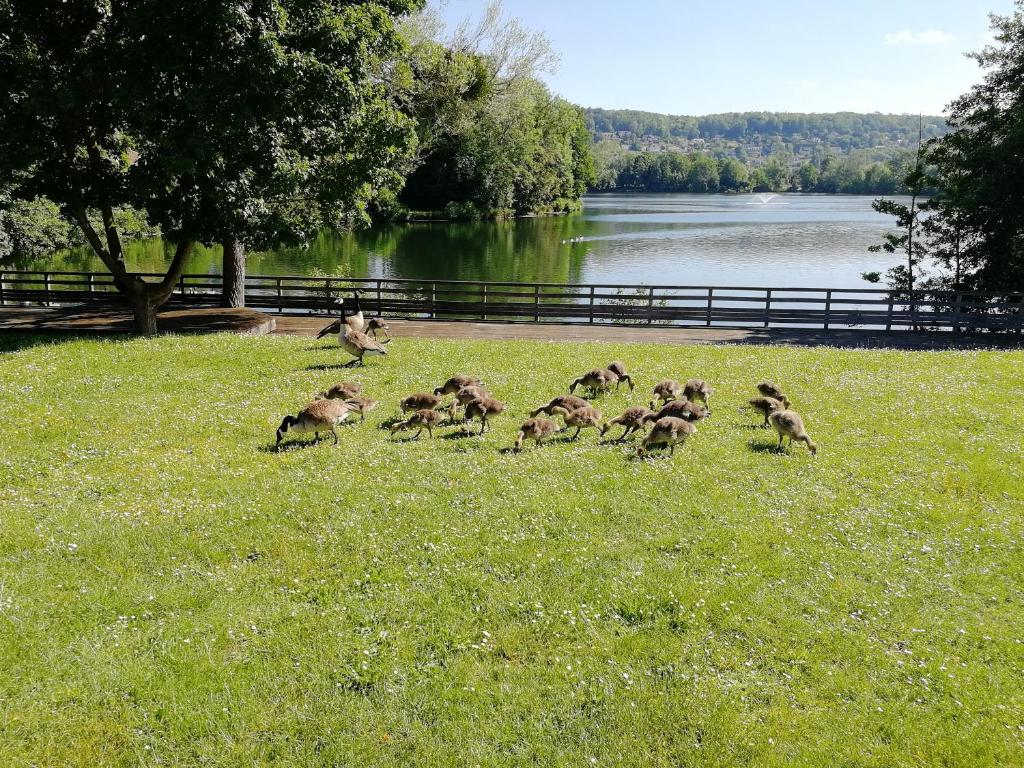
[436,0,1016,115]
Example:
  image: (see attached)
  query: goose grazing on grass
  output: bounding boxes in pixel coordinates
[569,369,618,397]
[400,392,443,413]
[645,399,708,424]
[651,379,682,408]
[318,381,362,400]
[638,417,696,457]
[341,396,379,422]
[389,409,443,440]
[530,394,590,419]
[316,290,367,338]
[465,396,505,435]
[276,399,355,446]
[365,318,390,341]
[769,410,818,455]
[601,406,656,441]
[448,384,490,422]
[757,381,791,408]
[749,396,785,428]
[683,379,713,413]
[551,405,603,441]
[514,417,559,451]
[606,361,635,391]
[434,375,484,397]
[337,328,388,367]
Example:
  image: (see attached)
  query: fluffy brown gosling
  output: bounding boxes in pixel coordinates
[683,379,713,412]
[365,318,391,341]
[651,379,683,408]
[342,396,379,422]
[645,399,708,424]
[606,361,635,391]
[768,410,818,455]
[569,369,618,397]
[514,417,559,451]
[530,394,590,418]
[434,375,484,396]
[389,409,444,439]
[465,396,506,435]
[400,392,443,413]
[319,381,362,400]
[638,417,696,457]
[276,399,355,446]
[600,406,656,441]
[448,384,490,422]
[749,396,785,428]
[757,381,791,408]
[551,405,603,440]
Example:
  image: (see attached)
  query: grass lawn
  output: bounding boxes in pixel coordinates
[0,332,1022,767]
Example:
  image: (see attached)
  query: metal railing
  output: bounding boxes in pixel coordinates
[1,269,1022,333]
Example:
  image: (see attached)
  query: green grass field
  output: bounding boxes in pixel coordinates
[1,333,1022,767]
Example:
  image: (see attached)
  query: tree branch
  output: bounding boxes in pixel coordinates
[69,200,130,285]
[84,138,125,265]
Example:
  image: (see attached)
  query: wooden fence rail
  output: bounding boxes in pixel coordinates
[1,269,1022,333]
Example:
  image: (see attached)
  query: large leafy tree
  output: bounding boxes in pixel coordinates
[0,0,421,333]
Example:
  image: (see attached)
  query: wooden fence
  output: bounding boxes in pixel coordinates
[1,269,1023,333]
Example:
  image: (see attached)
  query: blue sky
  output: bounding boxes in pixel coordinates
[436,0,1016,115]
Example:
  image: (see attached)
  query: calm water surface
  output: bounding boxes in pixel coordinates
[41,194,902,288]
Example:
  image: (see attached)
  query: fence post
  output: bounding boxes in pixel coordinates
[87,273,95,300]
[276,278,283,314]
[886,293,894,331]
[534,285,540,322]
[646,286,655,325]
[763,289,772,329]
[589,286,596,324]
[325,279,332,314]
[953,292,963,334]
[430,282,436,319]
[823,290,832,332]
[0,271,5,306]
[481,284,487,320]
[706,288,713,326]
[376,280,382,316]
[44,272,51,307]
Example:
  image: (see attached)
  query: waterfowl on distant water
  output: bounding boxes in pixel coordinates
[514,417,559,451]
[276,399,355,446]
[389,409,444,440]
[638,417,695,457]
[769,410,818,455]
[600,406,656,441]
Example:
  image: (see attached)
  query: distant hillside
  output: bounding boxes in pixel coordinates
[585,108,949,163]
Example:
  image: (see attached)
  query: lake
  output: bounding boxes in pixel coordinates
[40,194,902,288]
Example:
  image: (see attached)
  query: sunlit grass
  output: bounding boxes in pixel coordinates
[1,333,1022,767]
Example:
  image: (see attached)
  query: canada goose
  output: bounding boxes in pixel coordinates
[569,369,617,397]
[342,396,379,422]
[514,417,559,451]
[400,392,443,413]
[600,406,656,441]
[757,381,791,408]
[651,379,683,408]
[276,399,355,446]
[683,379,713,412]
[389,408,444,439]
[337,328,388,367]
[316,290,367,338]
[551,405,603,440]
[365,317,390,341]
[606,361,635,391]
[448,384,490,422]
[638,417,696,457]
[749,396,785,428]
[465,396,505,435]
[530,394,590,418]
[318,381,362,400]
[434,375,484,396]
[768,410,818,455]
[644,399,708,424]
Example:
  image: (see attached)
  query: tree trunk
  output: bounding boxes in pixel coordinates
[130,290,159,336]
[222,238,246,308]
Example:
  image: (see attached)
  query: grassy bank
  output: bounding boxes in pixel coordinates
[1,333,1021,767]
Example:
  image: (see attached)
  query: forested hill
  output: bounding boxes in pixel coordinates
[585,109,949,159]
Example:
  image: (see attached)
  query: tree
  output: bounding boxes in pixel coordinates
[0,0,421,333]
[718,158,749,192]
[797,163,819,191]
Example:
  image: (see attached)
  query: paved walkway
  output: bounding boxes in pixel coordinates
[2,305,1022,350]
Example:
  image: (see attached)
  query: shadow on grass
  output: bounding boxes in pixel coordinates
[259,437,333,454]
[439,428,483,440]
[306,362,359,372]
[747,440,785,455]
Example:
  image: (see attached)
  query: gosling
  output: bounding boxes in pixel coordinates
[365,318,391,341]
[276,399,355,446]
[768,410,818,455]
[434,375,484,396]
[600,406,656,441]
[645,399,708,424]
[638,417,696,457]
[749,396,785,428]
[651,379,683,408]
[513,417,559,452]
[318,381,362,400]
[683,379,713,412]
[757,381,791,408]
[465,396,506,435]
[342,396,379,422]
[569,369,618,397]
[530,394,590,418]
[389,409,444,440]
[551,405,603,441]
[448,384,490,422]
[606,361,635,391]
[400,392,443,413]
